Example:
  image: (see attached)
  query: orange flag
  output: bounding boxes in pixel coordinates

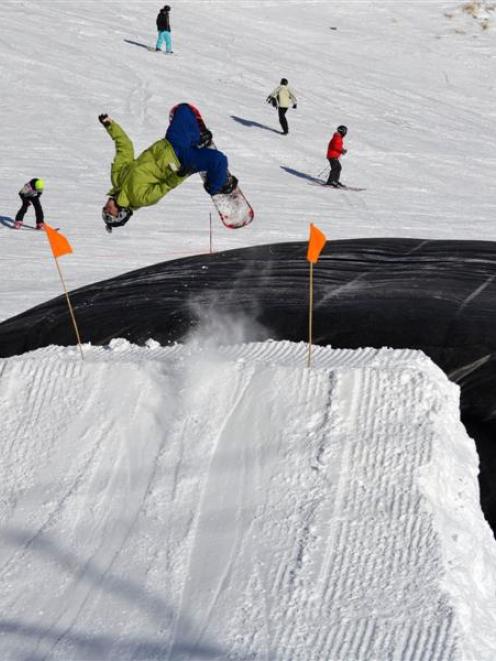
[44,223,73,259]
[307,223,326,263]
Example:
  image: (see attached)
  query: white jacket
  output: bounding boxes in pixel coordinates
[268,84,297,109]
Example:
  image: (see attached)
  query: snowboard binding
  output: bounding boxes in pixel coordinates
[217,174,238,196]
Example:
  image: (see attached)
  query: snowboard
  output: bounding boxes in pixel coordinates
[124,40,175,54]
[13,222,59,231]
[200,142,254,229]
[149,46,176,55]
[210,184,254,229]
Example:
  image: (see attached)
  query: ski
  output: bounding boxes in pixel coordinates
[333,185,366,192]
[309,181,366,192]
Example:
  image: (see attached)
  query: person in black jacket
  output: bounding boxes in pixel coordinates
[14,178,45,229]
[156,5,173,53]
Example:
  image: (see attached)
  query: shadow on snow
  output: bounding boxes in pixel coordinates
[1,526,226,659]
[280,166,323,184]
[230,115,281,134]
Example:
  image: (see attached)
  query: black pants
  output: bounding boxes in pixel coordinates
[326,158,342,184]
[15,194,44,224]
[278,107,289,134]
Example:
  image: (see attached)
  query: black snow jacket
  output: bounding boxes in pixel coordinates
[156,9,171,32]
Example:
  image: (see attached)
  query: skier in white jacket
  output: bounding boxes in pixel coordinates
[266,78,297,135]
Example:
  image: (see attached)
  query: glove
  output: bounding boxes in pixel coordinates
[293,104,297,109]
[342,148,348,155]
[198,129,213,149]
[98,113,112,126]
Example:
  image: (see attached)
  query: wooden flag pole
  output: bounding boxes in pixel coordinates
[54,258,84,360]
[307,261,314,368]
[306,222,327,368]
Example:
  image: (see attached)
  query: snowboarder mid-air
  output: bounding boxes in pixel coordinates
[100,103,237,232]
[14,178,45,229]
[266,78,297,135]
[156,5,173,53]
[326,125,348,187]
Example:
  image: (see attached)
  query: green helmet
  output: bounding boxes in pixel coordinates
[35,178,45,191]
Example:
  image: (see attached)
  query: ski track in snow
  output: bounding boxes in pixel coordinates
[1,341,496,659]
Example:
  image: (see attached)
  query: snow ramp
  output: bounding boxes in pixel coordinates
[1,341,496,660]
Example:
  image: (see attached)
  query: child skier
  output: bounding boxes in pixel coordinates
[326,125,348,187]
[155,5,173,53]
[266,78,297,135]
[14,178,45,229]
[100,103,237,231]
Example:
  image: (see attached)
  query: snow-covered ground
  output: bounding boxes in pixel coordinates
[1,341,496,659]
[1,0,496,321]
[2,2,496,659]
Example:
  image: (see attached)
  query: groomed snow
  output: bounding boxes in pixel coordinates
[2,2,496,659]
[1,340,496,659]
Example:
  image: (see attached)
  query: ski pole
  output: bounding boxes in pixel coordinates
[209,212,213,253]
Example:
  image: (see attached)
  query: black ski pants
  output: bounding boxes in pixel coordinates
[15,194,44,224]
[326,158,342,185]
[278,107,289,134]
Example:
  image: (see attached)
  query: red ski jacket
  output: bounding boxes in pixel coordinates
[327,132,344,160]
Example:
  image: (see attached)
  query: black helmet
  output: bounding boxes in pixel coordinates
[280,78,288,85]
[102,201,133,229]
[337,125,348,136]
[163,5,171,10]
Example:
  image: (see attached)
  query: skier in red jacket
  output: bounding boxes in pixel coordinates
[326,125,348,187]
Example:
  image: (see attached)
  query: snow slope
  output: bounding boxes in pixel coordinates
[1,0,496,321]
[2,3,496,659]
[1,341,496,659]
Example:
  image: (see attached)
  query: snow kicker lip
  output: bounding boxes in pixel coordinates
[1,237,496,529]
[1,238,496,409]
